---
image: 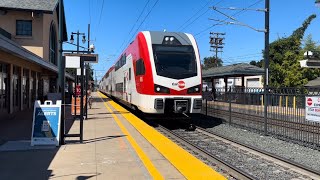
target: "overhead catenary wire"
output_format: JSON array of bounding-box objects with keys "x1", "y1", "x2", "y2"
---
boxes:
[
  {"x1": 130, "y1": 0, "x2": 160, "y2": 41},
  {"x1": 121, "y1": 0, "x2": 160, "y2": 54},
  {"x1": 97, "y1": 0, "x2": 105, "y2": 27},
  {"x1": 88, "y1": 0, "x2": 91, "y2": 24},
  {"x1": 116, "y1": 0, "x2": 151, "y2": 55},
  {"x1": 177, "y1": 0, "x2": 216, "y2": 31},
  {"x1": 195, "y1": 0, "x2": 264, "y2": 36},
  {"x1": 178, "y1": 0, "x2": 225, "y2": 32}
]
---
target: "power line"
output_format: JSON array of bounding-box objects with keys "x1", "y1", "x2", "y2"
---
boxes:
[
  {"x1": 177, "y1": 0, "x2": 214, "y2": 31},
  {"x1": 178, "y1": 0, "x2": 225, "y2": 32},
  {"x1": 122, "y1": 0, "x2": 160, "y2": 53},
  {"x1": 88, "y1": 0, "x2": 91, "y2": 24},
  {"x1": 195, "y1": 0, "x2": 263, "y2": 36},
  {"x1": 223, "y1": 53, "x2": 261, "y2": 59},
  {"x1": 98, "y1": 0, "x2": 105, "y2": 28},
  {"x1": 116, "y1": 0, "x2": 151, "y2": 55}
]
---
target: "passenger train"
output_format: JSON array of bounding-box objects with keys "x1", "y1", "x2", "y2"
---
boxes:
[{"x1": 99, "y1": 31, "x2": 202, "y2": 115}]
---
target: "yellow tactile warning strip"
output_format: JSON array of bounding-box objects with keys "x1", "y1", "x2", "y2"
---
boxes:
[
  {"x1": 98, "y1": 93, "x2": 164, "y2": 180},
  {"x1": 99, "y1": 92, "x2": 226, "y2": 180}
]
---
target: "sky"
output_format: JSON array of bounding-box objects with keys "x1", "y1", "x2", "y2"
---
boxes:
[{"x1": 63, "y1": 0, "x2": 320, "y2": 81}]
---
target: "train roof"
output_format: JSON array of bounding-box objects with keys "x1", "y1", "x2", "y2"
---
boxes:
[{"x1": 143, "y1": 31, "x2": 193, "y2": 46}]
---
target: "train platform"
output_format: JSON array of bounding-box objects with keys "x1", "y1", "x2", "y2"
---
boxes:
[{"x1": 0, "y1": 92, "x2": 225, "y2": 180}]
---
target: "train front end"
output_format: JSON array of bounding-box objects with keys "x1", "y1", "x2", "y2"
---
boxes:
[{"x1": 141, "y1": 31, "x2": 202, "y2": 114}]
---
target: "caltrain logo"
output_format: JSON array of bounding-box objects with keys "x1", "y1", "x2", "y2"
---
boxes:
[{"x1": 172, "y1": 81, "x2": 185, "y2": 89}]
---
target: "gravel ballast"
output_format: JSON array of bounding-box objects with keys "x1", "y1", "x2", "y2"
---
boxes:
[{"x1": 206, "y1": 123, "x2": 320, "y2": 172}]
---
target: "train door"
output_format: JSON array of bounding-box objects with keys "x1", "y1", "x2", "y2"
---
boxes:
[
  {"x1": 123, "y1": 76, "x2": 126, "y2": 101},
  {"x1": 127, "y1": 68, "x2": 132, "y2": 103},
  {"x1": 124, "y1": 68, "x2": 131, "y2": 103}
]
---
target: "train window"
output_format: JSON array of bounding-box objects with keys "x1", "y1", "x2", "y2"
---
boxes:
[
  {"x1": 116, "y1": 83, "x2": 123, "y2": 93},
  {"x1": 152, "y1": 45, "x2": 197, "y2": 79},
  {"x1": 121, "y1": 54, "x2": 126, "y2": 66},
  {"x1": 115, "y1": 62, "x2": 119, "y2": 71},
  {"x1": 136, "y1": 59, "x2": 145, "y2": 76},
  {"x1": 129, "y1": 68, "x2": 131, "y2": 80}
]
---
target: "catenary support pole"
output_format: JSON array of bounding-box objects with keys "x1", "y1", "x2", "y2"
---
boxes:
[
  {"x1": 263, "y1": 0, "x2": 270, "y2": 136},
  {"x1": 58, "y1": 0, "x2": 65, "y2": 145}
]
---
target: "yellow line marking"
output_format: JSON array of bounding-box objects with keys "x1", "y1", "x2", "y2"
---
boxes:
[
  {"x1": 100, "y1": 93, "x2": 226, "y2": 179},
  {"x1": 98, "y1": 93, "x2": 164, "y2": 180}
]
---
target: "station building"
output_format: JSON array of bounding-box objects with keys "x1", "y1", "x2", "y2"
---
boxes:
[{"x1": 0, "y1": 0, "x2": 72, "y2": 117}]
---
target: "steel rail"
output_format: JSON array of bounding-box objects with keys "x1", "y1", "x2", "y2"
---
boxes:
[
  {"x1": 156, "y1": 125, "x2": 256, "y2": 180},
  {"x1": 196, "y1": 126, "x2": 320, "y2": 178}
]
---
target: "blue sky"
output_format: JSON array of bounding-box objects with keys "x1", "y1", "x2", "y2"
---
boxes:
[{"x1": 64, "y1": 0, "x2": 320, "y2": 80}]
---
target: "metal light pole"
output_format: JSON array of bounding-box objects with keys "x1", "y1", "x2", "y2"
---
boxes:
[
  {"x1": 85, "y1": 24, "x2": 90, "y2": 120},
  {"x1": 70, "y1": 31, "x2": 86, "y2": 143},
  {"x1": 70, "y1": 31, "x2": 85, "y2": 120},
  {"x1": 263, "y1": 0, "x2": 270, "y2": 135}
]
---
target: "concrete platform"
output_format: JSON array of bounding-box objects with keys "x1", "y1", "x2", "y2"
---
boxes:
[{"x1": 0, "y1": 92, "x2": 224, "y2": 179}]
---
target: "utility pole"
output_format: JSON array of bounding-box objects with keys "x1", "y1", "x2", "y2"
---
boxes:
[
  {"x1": 85, "y1": 24, "x2": 90, "y2": 120},
  {"x1": 263, "y1": 0, "x2": 270, "y2": 136},
  {"x1": 210, "y1": 2, "x2": 270, "y2": 135},
  {"x1": 209, "y1": 32, "x2": 225, "y2": 63},
  {"x1": 58, "y1": 0, "x2": 65, "y2": 145},
  {"x1": 66, "y1": 30, "x2": 88, "y2": 143}
]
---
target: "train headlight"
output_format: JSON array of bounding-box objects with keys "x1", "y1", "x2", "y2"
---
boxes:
[
  {"x1": 162, "y1": 36, "x2": 182, "y2": 45},
  {"x1": 154, "y1": 84, "x2": 170, "y2": 94},
  {"x1": 187, "y1": 85, "x2": 201, "y2": 94}
]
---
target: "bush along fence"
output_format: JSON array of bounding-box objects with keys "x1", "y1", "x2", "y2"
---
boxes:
[{"x1": 202, "y1": 87, "x2": 320, "y2": 150}]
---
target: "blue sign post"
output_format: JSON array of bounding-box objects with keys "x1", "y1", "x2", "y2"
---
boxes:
[{"x1": 31, "y1": 100, "x2": 62, "y2": 146}]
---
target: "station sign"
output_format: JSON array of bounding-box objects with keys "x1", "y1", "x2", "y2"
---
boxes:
[
  {"x1": 81, "y1": 54, "x2": 98, "y2": 63},
  {"x1": 64, "y1": 54, "x2": 98, "y2": 68},
  {"x1": 31, "y1": 100, "x2": 62, "y2": 146},
  {"x1": 65, "y1": 56, "x2": 80, "y2": 68},
  {"x1": 305, "y1": 96, "x2": 320, "y2": 123}
]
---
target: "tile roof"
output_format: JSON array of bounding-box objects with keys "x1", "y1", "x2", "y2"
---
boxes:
[
  {"x1": 0, "y1": 0, "x2": 58, "y2": 12},
  {"x1": 202, "y1": 63, "x2": 265, "y2": 78}
]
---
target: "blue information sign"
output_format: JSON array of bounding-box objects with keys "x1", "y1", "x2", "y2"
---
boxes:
[{"x1": 31, "y1": 100, "x2": 61, "y2": 146}]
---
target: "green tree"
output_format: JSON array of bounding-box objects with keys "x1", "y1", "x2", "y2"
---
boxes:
[
  {"x1": 303, "y1": 34, "x2": 320, "y2": 59},
  {"x1": 301, "y1": 34, "x2": 320, "y2": 82},
  {"x1": 202, "y1": 56, "x2": 223, "y2": 70},
  {"x1": 266, "y1": 14, "x2": 318, "y2": 88},
  {"x1": 249, "y1": 60, "x2": 263, "y2": 68}
]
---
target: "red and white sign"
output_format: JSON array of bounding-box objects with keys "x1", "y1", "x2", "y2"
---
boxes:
[
  {"x1": 178, "y1": 81, "x2": 185, "y2": 89},
  {"x1": 305, "y1": 96, "x2": 320, "y2": 123},
  {"x1": 307, "y1": 98, "x2": 313, "y2": 106}
]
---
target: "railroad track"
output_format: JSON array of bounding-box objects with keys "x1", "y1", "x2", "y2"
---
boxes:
[
  {"x1": 99, "y1": 91, "x2": 320, "y2": 179},
  {"x1": 156, "y1": 123, "x2": 320, "y2": 180},
  {"x1": 207, "y1": 108, "x2": 320, "y2": 147}
]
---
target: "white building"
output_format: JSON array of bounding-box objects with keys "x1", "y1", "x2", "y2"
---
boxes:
[{"x1": 202, "y1": 63, "x2": 264, "y2": 92}]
